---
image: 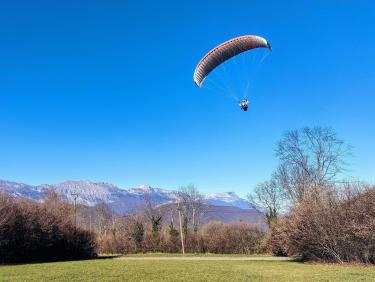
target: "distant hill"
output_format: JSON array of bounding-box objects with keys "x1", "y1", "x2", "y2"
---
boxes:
[{"x1": 0, "y1": 179, "x2": 264, "y2": 225}]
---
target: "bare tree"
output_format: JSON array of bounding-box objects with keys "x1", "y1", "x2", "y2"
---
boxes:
[
  {"x1": 247, "y1": 178, "x2": 285, "y2": 226},
  {"x1": 0, "y1": 193, "x2": 14, "y2": 231},
  {"x1": 167, "y1": 205, "x2": 179, "y2": 237},
  {"x1": 275, "y1": 127, "x2": 351, "y2": 203},
  {"x1": 143, "y1": 193, "x2": 162, "y2": 247},
  {"x1": 95, "y1": 202, "x2": 112, "y2": 236},
  {"x1": 177, "y1": 185, "x2": 205, "y2": 234}
]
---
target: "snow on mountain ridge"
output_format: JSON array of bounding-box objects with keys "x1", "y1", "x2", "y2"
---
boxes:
[
  {"x1": 205, "y1": 192, "x2": 240, "y2": 200},
  {"x1": 203, "y1": 192, "x2": 254, "y2": 209},
  {"x1": 0, "y1": 179, "x2": 253, "y2": 211}
]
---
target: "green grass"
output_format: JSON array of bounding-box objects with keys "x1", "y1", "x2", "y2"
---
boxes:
[
  {"x1": 121, "y1": 252, "x2": 273, "y2": 257},
  {"x1": 1, "y1": 256, "x2": 374, "y2": 282}
]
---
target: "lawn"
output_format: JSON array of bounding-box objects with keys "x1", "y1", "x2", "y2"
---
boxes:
[
  {"x1": 0, "y1": 255, "x2": 374, "y2": 282},
  {"x1": 120, "y1": 252, "x2": 275, "y2": 257}
]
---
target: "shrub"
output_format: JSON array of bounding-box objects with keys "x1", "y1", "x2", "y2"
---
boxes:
[
  {"x1": 201, "y1": 221, "x2": 265, "y2": 254},
  {"x1": 0, "y1": 193, "x2": 96, "y2": 263},
  {"x1": 269, "y1": 185, "x2": 375, "y2": 263}
]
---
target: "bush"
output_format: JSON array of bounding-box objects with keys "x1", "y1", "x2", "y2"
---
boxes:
[
  {"x1": 269, "y1": 185, "x2": 375, "y2": 263},
  {"x1": 267, "y1": 219, "x2": 289, "y2": 256},
  {"x1": 200, "y1": 221, "x2": 265, "y2": 254},
  {"x1": 0, "y1": 193, "x2": 96, "y2": 263}
]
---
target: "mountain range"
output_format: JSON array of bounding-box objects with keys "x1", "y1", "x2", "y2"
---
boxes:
[{"x1": 0, "y1": 179, "x2": 264, "y2": 224}]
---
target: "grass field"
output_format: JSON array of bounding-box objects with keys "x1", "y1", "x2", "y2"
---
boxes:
[{"x1": 1, "y1": 255, "x2": 374, "y2": 282}]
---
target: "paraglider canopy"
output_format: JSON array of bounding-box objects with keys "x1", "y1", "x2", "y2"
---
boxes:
[{"x1": 194, "y1": 35, "x2": 271, "y2": 87}]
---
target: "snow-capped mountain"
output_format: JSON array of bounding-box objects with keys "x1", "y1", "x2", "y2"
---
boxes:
[
  {"x1": 204, "y1": 192, "x2": 253, "y2": 209},
  {"x1": 0, "y1": 180, "x2": 46, "y2": 201},
  {"x1": 0, "y1": 179, "x2": 255, "y2": 214}
]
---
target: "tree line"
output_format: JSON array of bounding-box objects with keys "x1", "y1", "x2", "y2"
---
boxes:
[
  {"x1": 89, "y1": 185, "x2": 266, "y2": 255},
  {"x1": 0, "y1": 184, "x2": 267, "y2": 263}
]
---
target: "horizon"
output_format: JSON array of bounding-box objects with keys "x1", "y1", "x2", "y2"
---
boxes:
[{"x1": 1, "y1": 1, "x2": 374, "y2": 197}]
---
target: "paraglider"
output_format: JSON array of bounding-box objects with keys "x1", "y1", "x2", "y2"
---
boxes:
[
  {"x1": 193, "y1": 35, "x2": 271, "y2": 111},
  {"x1": 239, "y1": 99, "x2": 249, "y2": 111}
]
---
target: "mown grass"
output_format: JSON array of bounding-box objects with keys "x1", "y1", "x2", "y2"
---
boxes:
[
  {"x1": 0, "y1": 256, "x2": 374, "y2": 282},
  {"x1": 120, "y1": 252, "x2": 273, "y2": 257}
]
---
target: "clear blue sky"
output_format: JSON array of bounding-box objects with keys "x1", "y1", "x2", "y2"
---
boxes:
[{"x1": 0, "y1": 1, "x2": 374, "y2": 196}]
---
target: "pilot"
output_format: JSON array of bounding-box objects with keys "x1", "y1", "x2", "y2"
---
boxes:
[{"x1": 239, "y1": 99, "x2": 249, "y2": 111}]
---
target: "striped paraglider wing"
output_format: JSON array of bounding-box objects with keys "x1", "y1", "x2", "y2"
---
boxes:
[{"x1": 194, "y1": 35, "x2": 271, "y2": 87}]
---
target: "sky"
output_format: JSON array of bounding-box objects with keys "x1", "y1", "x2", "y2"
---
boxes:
[{"x1": 0, "y1": 1, "x2": 374, "y2": 197}]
